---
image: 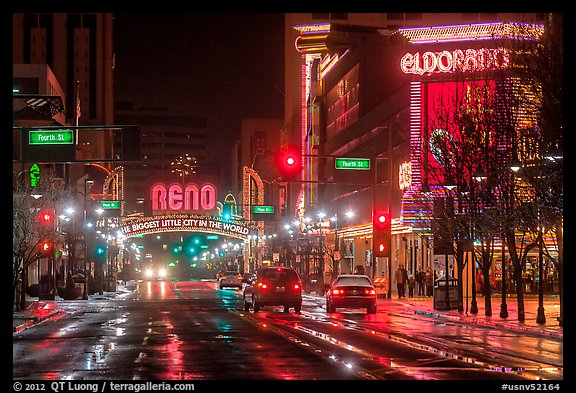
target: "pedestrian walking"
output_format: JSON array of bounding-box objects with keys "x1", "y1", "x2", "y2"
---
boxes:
[
  {"x1": 425, "y1": 268, "x2": 433, "y2": 297},
  {"x1": 476, "y1": 270, "x2": 484, "y2": 296},
  {"x1": 416, "y1": 270, "x2": 425, "y2": 296},
  {"x1": 395, "y1": 264, "x2": 408, "y2": 298},
  {"x1": 408, "y1": 275, "x2": 415, "y2": 297}
]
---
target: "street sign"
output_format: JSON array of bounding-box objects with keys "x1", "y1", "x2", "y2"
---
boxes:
[
  {"x1": 100, "y1": 201, "x2": 120, "y2": 209},
  {"x1": 252, "y1": 205, "x2": 275, "y2": 214},
  {"x1": 335, "y1": 157, "x2": 370, "y2": 170},
  {"x1": 29, "y1": 129, "x2": 74, "y2": 145}
]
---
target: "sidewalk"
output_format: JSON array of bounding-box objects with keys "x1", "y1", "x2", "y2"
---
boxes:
[
  {"x1": 13, "y1": 280, "x2": 137, "y2": 334},
  {"x1": 386, "y1": 293, "x2": 562, "y2": 340}
]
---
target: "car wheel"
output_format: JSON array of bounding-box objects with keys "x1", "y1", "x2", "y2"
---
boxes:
[
  {"x1": 283, "y1": 305, "x2": 290, "y2": 313},
  {"x1": 326, "y1": 300, "x2": 335, "y2": 313},
  {"x1": 367, "y1": 303, "x2": 377, "y2": 314},
  {"x1": 294, "y1": 304, "x2": 302, "y2": 314}
]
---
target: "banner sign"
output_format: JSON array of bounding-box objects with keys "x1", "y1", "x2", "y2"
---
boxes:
[{"x1": 120, "y1": 214, "x2": 253, "y2": 240}]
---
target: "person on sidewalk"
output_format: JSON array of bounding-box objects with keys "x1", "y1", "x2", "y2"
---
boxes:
[
  {"x1": 416, "y1": 270, "x2": 425, "y2": 297},
  {"x1": 408, "y1": 275, "x2": 415, "y2": 297},
  {"x1": 395, "y1": 264, "x2": 408, "y2": 298},
  {"x1": 476, "y1": 270, "x2": 485, "y2": 297},
  {"x1": 425, "y1": 268, "x2": 434, "y2": 297}
]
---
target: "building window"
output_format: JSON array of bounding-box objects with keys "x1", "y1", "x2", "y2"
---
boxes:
[
  {"x1": 462, "y1": 13, "x2": 479, "y2": 21},
  {"x1": 406, "y1": 13, "x2": 423, "y2": 20},
  {"x1": 311, "y1": 13, "x2": 329, "y2": 20}
]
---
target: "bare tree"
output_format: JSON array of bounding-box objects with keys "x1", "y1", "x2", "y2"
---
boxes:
[{"x1": 13, "y1": 171, "x2": 63, "y2": 311}]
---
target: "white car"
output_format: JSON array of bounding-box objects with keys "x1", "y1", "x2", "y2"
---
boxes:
[
  {"x1": 144, "y1": 266, "x2": 168, "y2": 281},
  {"x1": 219, "y1": 271, "x2": 243, "y2": 289}
]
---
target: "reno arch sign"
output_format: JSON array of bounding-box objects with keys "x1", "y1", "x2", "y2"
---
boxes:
[
  {"x1": 151, "y1": 182, "x2": 217, "y2": 213},
  {"x1": 400, "y1": 47, "x2": 509, "y2": 76}
]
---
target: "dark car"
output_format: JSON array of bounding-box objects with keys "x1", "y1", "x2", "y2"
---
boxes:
[
  {"x1": 325, "y1": 274, "x2": 377, "y2": 314},
  {"x1": 243, "y1": 266, "x2": 302, "y2": 313}
]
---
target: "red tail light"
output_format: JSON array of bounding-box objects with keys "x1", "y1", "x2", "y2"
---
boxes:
[
  {"x1": 237, "y1": 275, "x2": 242, "y2": 280},
  {"x1": 258, "y1": 282, "x2": 268, "y2": 290},
  {"x1": 294, "y1": 283, "x2": 300, "y2": 290},
  {"x1": 332, "y1": 289, "x2": 341, "y2": 295},
  {"x1": 366, "y1": 289, "x2": 376, "y2": 295}
]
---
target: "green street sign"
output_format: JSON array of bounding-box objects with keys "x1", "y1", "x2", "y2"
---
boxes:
[
  {"x1": 335, "y1": 157, "x2": 371, "y2": 170},
  {"x1": 100, "y1": 201, "x2": 120, "y2": 209},
  {"x1": 29, "y1": 129, "x2": 74, "y2": 145},
  {"x1": 253, "y1": 205, "x2": 275, "y2": 214}
]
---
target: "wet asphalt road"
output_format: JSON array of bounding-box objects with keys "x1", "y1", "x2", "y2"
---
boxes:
[{"x1": 12, "y1": 279, "x2": 563, "y2": 381}]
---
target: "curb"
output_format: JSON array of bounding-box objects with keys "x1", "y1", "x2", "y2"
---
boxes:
[
  {"x1": 13, "y1": 310, "x2": 67, "y2": 334},
  {"x1": 414, "y1": 309, "x2": 563, "y2": 340}
]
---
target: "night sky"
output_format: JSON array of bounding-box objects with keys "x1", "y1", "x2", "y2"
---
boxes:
[{"x1": 113, "y1": 13, "x2": 286, "y2": 178}]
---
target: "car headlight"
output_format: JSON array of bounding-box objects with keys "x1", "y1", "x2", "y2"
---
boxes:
[
  {"x1": 158, "y1": 268, "x2": 167, "y2": 278},
  {"x1": 145, "y1": 269, "x2": 154, "y2": 278}
]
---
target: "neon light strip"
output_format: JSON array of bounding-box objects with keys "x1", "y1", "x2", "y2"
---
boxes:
[
  {"x1": 318, "y1": 49, "x2": 349, "y2": 80},
  {"x1": 398, "y1": 22, "x2": 544, "y2": 44},
  {"x1": 293, "y1": 23, "x2": 331, "y2": 34},
  {"x1": 409, "y1": 82, "x2": 422, "y2": 186}
]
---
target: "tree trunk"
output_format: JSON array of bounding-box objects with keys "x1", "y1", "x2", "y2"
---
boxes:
[
  {"x1": 19, "y1": 268, "x2": 27, "y2": 311},
  {"x1": 514, "y1": 267, "x2": 526, "y2": 322},
  {"x1": 483, "y1": 265, "x2": 492, "y2": 316}
]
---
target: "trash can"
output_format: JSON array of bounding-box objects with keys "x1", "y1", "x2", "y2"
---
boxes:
[{"x1": 433, "y1": 278, "x2": 458, "y2": 310}]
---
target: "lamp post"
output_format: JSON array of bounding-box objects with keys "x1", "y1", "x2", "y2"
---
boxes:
[
  {"x1": 317, "y1": 212, "x2": 326, "y2": 283},
  {"x1": 442, "y1": 181, "x2": 457, "y2": 310},
  {"x1": 82, "y1": 178, "x2": 94, "y2": 300}
]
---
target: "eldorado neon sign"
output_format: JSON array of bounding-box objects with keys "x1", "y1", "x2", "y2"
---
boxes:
[
  {"x1": 400, "y1": 48, "x2": 509, "y2": 76},
  {"x1": 151, "y1": 182, "x2": 217, "y2": 212}
]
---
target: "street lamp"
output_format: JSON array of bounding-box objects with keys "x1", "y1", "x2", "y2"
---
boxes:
[
  {"x1": 82, "y1": 178, "x2": 94, "y2": 300},
  {"x1": 441, "y1": 179, "x2": 457, "y2": 310}
]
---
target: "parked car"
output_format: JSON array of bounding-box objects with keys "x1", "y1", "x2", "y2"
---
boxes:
[
  {"x1": 243, "y1": 266, "x2": 302, "y2": 313},
  {"x1": 325, "y1": 274, "x2": 377, "y2": 314},
  {"x1": 218, "y1": 271, "x2": 243, "y2": 289}
]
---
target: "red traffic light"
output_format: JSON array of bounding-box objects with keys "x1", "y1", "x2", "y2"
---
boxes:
[
  {"x1": 39, "y1": 240, "x2": 52, "y2": 255},
  {"x1": 373, "y1": 210, "x2": 390, "y2": 229},
  {"x1": 275, "y1": 146, "x2": 302, "y2": 180},
  {"x1": 40, "y1": 212, "x2": 52, "y2": 222},
  {"x1": 373, "y1": 209, "x2": 391, "y2": 258}
]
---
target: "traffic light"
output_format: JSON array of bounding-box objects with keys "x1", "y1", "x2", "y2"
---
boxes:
[
  {"x1": 39, "y1": 240, "x2": 52, "y2": 256},
  {"x1": 275, "y1": 145, "x2": 302, "y2": 181},
  {"x1": 373, "y1": 209, "x2": 391, "y2": 258},
  {"x1": 38, "y1": 209, "x2": 54, "y2": 225},
  {"x1": 94, "y1": 245, "x2": 106, "y2": 261}
]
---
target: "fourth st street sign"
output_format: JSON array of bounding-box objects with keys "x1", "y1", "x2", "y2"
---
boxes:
[{"x1": 335, "y1": 157, "x2": 371, "y2": 170}]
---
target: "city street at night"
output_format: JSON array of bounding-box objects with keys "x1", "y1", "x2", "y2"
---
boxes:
[
  {"x1": 13, "y1": 280, "x2": 562, "y2": 381},
  {"x1": 12, "y1": 11, "x2": 564, "y2": 387}
]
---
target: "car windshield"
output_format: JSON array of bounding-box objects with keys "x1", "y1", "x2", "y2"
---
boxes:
[
  {"x1": 335, "y1": 276, "x2": 372, "y2": 287},
  {"x1": 260, "y1": 269, "x2": 299, "y2": 282},
  {"x1": 225, "y1": 271, "x2": 239, "y2": 275}
]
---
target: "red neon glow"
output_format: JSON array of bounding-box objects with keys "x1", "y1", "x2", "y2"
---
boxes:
[
  {"x1": 151, "y1": 182, "x2": 216, "y2": 212},
  {"x1": 401, "y1": 48, "x2": 509, "y2": 76}
]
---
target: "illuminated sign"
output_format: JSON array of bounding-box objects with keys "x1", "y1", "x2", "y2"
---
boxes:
[
  {"x1": 335, "y1": 157, "x2": 370, "y2": 170},
  {"x1": 253, "y1": 205, "x2": 275, "y2": 214},
  {"x1": 29, "y1": 163, "x2": 40, "y2": 187},
  {"x1": 399, "y1": 161, "x2": 412, "y2": 191},
  {"x1": 400, "y1": 48, "x2": 509, "y2": 76},
  {"x1": 120, "y1": 214, "x2": 252, "y2": 240},
  {"x1": 100, "y1": 201, "x2": 120, "y2": 209},
  {"x1": 151, "y1": 182, "x2": 217, "y2": 213},
  {"x1": 29, "y1": 129, "x2": 74, "y2": 145}
]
